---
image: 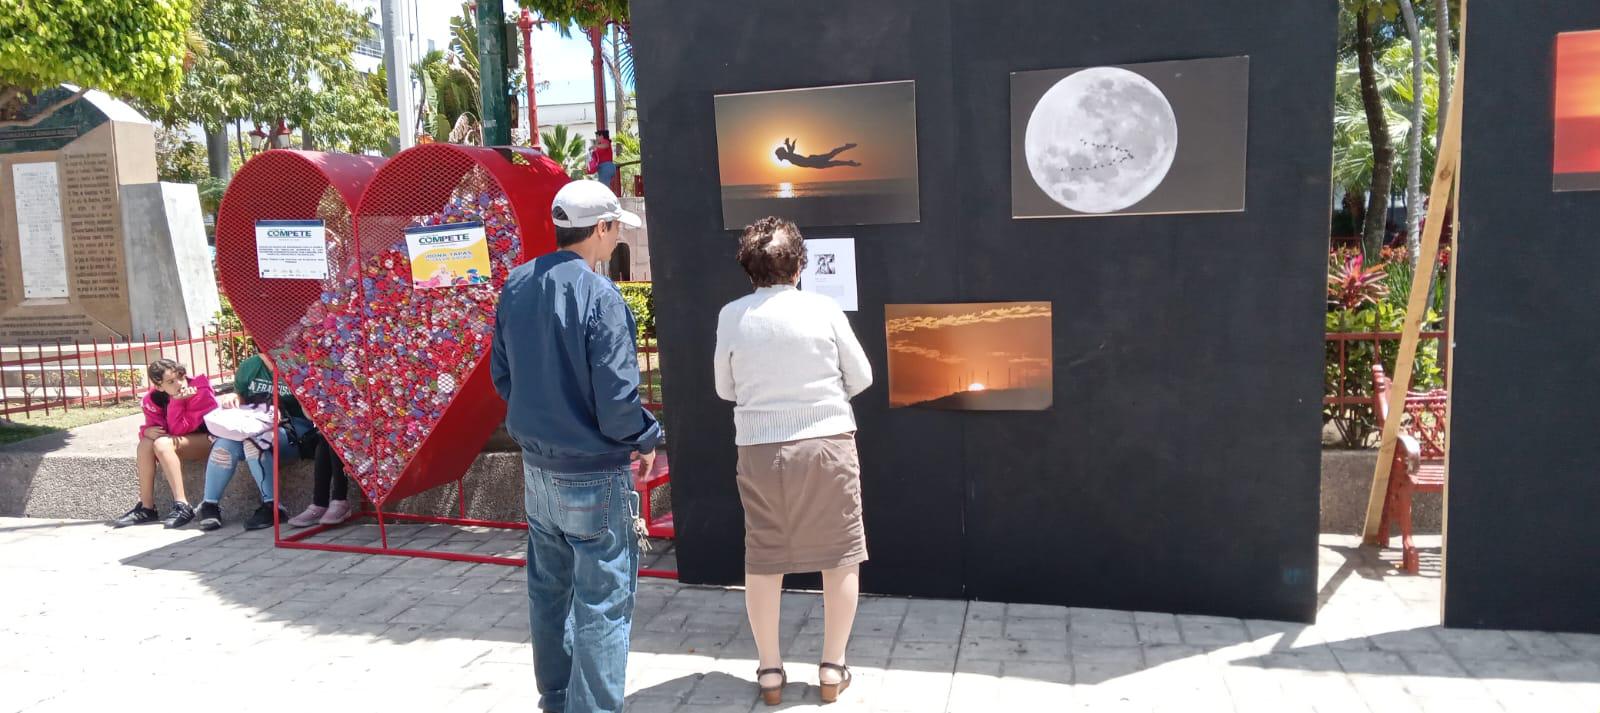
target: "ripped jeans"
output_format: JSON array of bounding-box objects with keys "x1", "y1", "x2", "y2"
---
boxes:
[{"x1": 201, "y1": 428, "x2": 299, "y2": 504}]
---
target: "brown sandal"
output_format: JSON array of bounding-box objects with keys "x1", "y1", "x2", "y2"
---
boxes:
[
  {"x1": 819, "y1": 662, "x2": 852, "y2": 704},
  {"x1": 757, "y1": 667, "x2": 787, "y2": 706}
]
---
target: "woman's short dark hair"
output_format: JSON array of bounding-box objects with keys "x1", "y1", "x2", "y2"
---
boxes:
[{"x1": 736, "y1": 217, "x2": 807, "y2": 288}]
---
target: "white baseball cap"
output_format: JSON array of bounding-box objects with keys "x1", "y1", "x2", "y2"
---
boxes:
[{"x1": 551, "y1": 180, "x2": 641, "y2": 229}]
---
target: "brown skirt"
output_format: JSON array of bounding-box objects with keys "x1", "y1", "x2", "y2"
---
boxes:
[{"x1": 735, "y1": 433, "x2": 868, "y2": 575}]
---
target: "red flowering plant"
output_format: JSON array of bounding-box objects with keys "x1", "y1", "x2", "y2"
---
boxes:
[{"x1": 1328, "y1": 249, "x2": 1390, "y2": 311}]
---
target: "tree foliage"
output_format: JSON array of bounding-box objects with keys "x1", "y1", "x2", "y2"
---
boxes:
[
  {"x1": 0, "y1": 0, "x2": 194, "y2": 119},
  {"x1": 1333, "y1": 28, "x2": 1440, "y2": 198},
  {"x1": 540, "y1": 124, "x2": 589, "y2": 177},
  {"x1": 515, "y1": 0, "x2": 628, "y2": 29},
  {"x1": 1334, "y1": 0, "x2": 1456, "y2": 258},
  {"x1": 155, "y1": 125, "x2": 209, "y2": 183},
  {"x1": 141, "y1": 0, "x2": 394, "y2": 153}
]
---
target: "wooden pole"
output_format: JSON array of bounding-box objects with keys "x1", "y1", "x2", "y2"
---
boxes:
[
  {"x1": 1362, "y1": 0, "x2": 1468, "y2": 543},
  {"x1": 1439, "y1": 165, "x2": 1463, "y2": 613}
]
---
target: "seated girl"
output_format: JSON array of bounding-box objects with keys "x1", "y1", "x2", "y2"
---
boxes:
[
  {"x1": 195, "y1": 353, "x2": 317, "y2": 531},
  {"x1": 113, "y1": 359, "x2": 218, "y2": 529}
]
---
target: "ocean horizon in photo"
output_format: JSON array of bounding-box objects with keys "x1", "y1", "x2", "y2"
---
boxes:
[{"x1": 721, "y1": 177, "x2": 919, "y2": 228}]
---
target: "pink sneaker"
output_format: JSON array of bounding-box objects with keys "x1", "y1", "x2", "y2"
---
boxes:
[
  {"x1": 319, "y1": 499, "x2": 354, "y2": 526},
  {"x1": 287, "y1": 504, "x2": 326, "y2": 528}
]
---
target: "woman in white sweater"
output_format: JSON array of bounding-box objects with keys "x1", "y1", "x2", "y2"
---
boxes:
[{"x1": 714, "y1": 216, "x2": 873, "y2": 706}]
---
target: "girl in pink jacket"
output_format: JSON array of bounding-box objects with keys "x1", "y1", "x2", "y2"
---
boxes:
[{"x1": 113, "y1": 359, "x2": 221, "y2": 529}]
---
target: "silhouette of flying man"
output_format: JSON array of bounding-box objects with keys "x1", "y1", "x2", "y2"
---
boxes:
[{"x1": 775, "y1": 138, "x2": 862, "y2": 168}]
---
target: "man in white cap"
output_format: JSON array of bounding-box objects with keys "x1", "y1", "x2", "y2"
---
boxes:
[{"x1": 491, "y1": 179, "x2": 660, "y2": 713}]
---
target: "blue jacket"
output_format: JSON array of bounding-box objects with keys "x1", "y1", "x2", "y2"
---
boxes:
[{"x1": 491, "y1": 251, "x2": 661, "y2": 471}]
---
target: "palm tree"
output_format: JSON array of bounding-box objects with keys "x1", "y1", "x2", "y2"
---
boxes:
[
  {"x1": 1333, "y1": 21, "x2": 1442, "y2": 259},
  {"x1": 540, "y1": 125, "x2": 590, "y2": 178},
  {"x1": 414, "y1": 48, "x2": 480, "y2": 143},
  {"x1": 1397, "y1": 0, "x2": 1425, "y2": 268}
]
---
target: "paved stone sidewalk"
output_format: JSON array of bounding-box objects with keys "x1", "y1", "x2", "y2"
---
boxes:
[{"x1": 1, "y1": 517, "x2": 1595, "y2": 712}]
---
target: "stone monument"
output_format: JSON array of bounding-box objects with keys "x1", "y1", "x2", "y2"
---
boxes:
[{"x1": 0, "y1": 86, "x2": 219, "y2": 345}]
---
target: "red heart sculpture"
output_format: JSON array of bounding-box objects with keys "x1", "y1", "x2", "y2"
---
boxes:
[
  {"x1": 217, "y1": 146, "x2": 567, "y2": 506},
  {"x1": 215, "y1": 150, "x2": 382, "y2": 493}
]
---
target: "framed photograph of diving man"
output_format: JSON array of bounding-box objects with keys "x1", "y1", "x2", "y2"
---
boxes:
[{"x1": 713, "y1": 80, "x2": 921, "y2": 228}]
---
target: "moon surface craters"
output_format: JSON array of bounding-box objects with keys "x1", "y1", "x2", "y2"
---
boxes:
[{"x1": 1024, "y1": 67, "x2": 1178, "y2": 214}]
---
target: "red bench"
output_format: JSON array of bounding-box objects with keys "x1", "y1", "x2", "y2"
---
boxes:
[{"x1": 1371, "y1": 364, "x2": 1448, "y2": 574}]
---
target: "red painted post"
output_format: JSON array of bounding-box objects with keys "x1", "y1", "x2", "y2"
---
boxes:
[
  {"x1": 54, "y1": 338, "x2": 67, "y2": 411},
  {"x1": 201, "y1": 324, "x2": 213, "y2": 382},
  {"x1": 72, "y1": 339, "x2": 86, "y2": 409},
  {"x1": 23, "y1": 342, "x2": 38, "y2": 416},
  {"x1": 272, "y1": 366, "x2": 282, "y2": 537},
  {"x1": 519, "y1": 10, "x2": 541, "y2": 148},
  {"x1": 590, "y1": 25, "x2": 608, "y2": 139},
  {"x1": 91, "y1": 336, "x2": 103, "y2": 407}
]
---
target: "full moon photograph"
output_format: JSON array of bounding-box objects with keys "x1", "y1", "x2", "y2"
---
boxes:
[
  {"x1": 1025, "y1": 67, "x2": 1178, "y2": 214},
  {"x1": 1011, "y1": 56, "x2": 1250, "y2": 219}
]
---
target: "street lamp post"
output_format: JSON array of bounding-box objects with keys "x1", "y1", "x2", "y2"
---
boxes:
[
  {"x1": 518, "y1": 10, "x2": 542, "y2": 149},
  {"x1": 247, "y1": 124, "x2": 269, "y2": 154},
  {"x1": 270, "y1": 119, "x2": 291, "y2": 149}
]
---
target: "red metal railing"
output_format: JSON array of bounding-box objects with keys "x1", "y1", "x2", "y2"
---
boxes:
[
  {"x1": 0, "y1": 326, "x2": 249, "y2": 419},
  {"x1": 1325, "y1": 330, "x2": 1449, "y2": 409},
  {"x1": 638, "y1": 343, "x2": 664, "y2": 414}
]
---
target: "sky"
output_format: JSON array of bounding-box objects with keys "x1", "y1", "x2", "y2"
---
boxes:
[
  {"x1": 714, "y1": 81, "x2": 919, "y2": 186},
  {"x1": 885, "y1": 303, "x2": 1053, "y2": 406},
  {"x1": 1555, "y1": 30, "x2": 1600, "y2": 176}
]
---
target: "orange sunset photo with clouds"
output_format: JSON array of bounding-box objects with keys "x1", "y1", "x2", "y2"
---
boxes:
[
  {"x1": 886, "y1": 302, "x2": 1053, "y2": 411},
  {"x1": 1555, "y1": 29, "x2": 1600, "y2": 191}
]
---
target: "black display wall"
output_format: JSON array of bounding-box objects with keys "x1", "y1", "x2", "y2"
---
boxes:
[
  {"x1": 634, "y1": 0, "x2": 1337, "y2": 621},
  {"x1": 1449, "y1": 4, "x2": 1600, "y2": 634}
]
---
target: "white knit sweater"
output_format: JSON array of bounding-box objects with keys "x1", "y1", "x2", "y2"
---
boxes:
[{"x1": 714, "y1": 285, "x2": 873, "y2": 446}]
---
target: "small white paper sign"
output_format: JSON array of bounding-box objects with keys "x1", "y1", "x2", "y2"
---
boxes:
[
  {"x1": 800, "y1": 237, "x2": 858, "y2": 312},
  {"x1": 256, "y1": 220, "x2": 328, "y2": 279}
]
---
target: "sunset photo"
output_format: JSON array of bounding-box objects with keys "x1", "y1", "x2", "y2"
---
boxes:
[
  {"x1": 714, "y1": 80, "x2": 920, "y2": 229},
  {"x1": 1555, "y1": 29, "x2": 1600, "y2": 192},
  {"x1": 886, "y1": 302, "x2": 1053, "y2": 411}
]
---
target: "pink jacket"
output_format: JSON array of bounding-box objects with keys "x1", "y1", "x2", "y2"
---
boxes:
[{"x1": 138, "y1": 375, "x2": 218, "y2": 438}]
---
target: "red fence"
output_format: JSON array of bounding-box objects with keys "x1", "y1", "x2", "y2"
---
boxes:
[
  {"x1": 0, "y1": 326, "x2": 249, "y2": 419},
  {"x1": 1325, "y1": 330, "x2": 1449, "y2": 409},
  {"x1": 639, "y1": 343, "x2": 664, "y2": 414}
]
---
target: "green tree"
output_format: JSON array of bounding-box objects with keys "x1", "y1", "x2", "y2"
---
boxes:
[
  {"x1": 0, "y1": 0, "x2": 195, "y2": 120},
  {"x1": 514, "y1": 0, "x2": 628, "y2": 28},
  {"x1": 142, "y1": 0, "x2": 396, "y2": 158},
  {"x1": 155, "y1": 126, "x2": 209, "y2": 183},
  {"x1": 412, "y1": 4, "x2": 480, "y2": 143},
  {"x1": 540, "y1": 124, "x2": 589, "y2": 178},
  {"x1": 1335, "y1": 0, "x2": 1457, "y2": 259}
]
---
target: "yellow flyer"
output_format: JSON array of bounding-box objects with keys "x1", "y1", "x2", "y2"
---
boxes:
[{"x1": 404, "y1": 221, "x2": 492, "y2": 289}]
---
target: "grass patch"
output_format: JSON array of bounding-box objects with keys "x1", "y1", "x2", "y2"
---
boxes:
[{"x1": 0, "y1": 400, "x2": 142, "y2": 446}]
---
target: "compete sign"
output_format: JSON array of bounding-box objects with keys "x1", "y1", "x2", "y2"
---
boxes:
[
  {"x1": 404, "y1": 221, "x2": 491, "y2": 289},
  {"x1": 255, "y1": 219, "x2": 328, "y2": 279}
]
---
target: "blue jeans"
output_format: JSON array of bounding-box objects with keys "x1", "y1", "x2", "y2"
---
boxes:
[
  {"x1": 202, "y1": 428, "x2": 299, "y2": 504},
  {"x1": 523, "y1": 460, "x2": 640, "y2": 713}
]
